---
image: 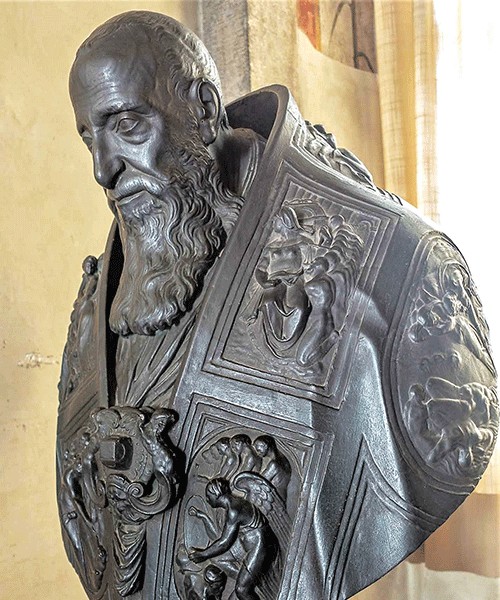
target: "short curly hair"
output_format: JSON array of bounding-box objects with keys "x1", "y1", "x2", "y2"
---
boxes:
[
  {"x1": 74, "y1": 10, "x2": 223, "y2": 102},
  {"x1": 206, "y1": 477, "x2": 231, "y2": 499}
]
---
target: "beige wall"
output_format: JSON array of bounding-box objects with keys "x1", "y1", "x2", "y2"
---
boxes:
[
  {"x1": 0, "y1": 2, "x2": 196, "y2": 598},
  {"x1": 247, "y1": 0, "x2": 384, "y2": 186}
]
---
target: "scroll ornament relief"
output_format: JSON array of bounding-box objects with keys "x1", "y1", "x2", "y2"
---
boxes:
[
  {"x1": 244, "y1": 203, "x2": 364, "y2": 376},
  {"x1": 59, "y1": 407, "x2": 180, "y2": 597},
  {"x1": 403, "y1": 241, "x2": 498, "y2": 479},
  {"x1": 177, "y1": 433, "x2": 293, "y2": 600}
]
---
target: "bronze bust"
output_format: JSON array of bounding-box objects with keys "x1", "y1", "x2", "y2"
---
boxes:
[{"x1": 56, "y1": 11, "x2": 498, "y2": 600}]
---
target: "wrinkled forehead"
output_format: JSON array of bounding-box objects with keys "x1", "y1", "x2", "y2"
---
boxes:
[{"x1": 69, "y1": 32, "x2": 158, "y2": 110}]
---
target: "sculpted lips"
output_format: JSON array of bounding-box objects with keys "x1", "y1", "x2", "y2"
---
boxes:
[
  {"x1": 111, "y1": 190, "x2": 148, "y2": 208},
  {"x1": 108, "y1": 177, "x2": 167, "y2": 207}
]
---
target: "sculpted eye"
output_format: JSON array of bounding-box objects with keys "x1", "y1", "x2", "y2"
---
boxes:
[
  {"x1": 81, "y1": 133, "x2": 93, "y2": 151},
  {"x1": 116, "y1": 117, "x2": 138, "y2": 134}
]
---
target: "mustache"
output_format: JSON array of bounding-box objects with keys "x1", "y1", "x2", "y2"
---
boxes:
[{"x1": 108, "y1": 175, "x2": 168, "y2": 203}]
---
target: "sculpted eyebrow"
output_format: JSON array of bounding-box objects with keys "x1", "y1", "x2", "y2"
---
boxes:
[
  {"x1": 99, "y1": 103, "x2": 144, "y2": 122},
  {"x1": 76, "y1": 103, "x2": 145, "y2": 136}
]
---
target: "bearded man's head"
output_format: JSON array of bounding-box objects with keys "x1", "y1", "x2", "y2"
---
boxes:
[{"x1": 69, "y1": 11, "x2": 243, "y2": 336}]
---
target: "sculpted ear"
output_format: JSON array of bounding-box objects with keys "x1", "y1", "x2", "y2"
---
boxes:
[{"x1": 188, "y1": 78, "x2": 222, "y2": 145}]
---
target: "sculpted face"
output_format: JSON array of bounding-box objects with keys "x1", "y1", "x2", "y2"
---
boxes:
[
  {"x1": 70, "y1": 38, "x2": 241, "y2": 336},
  {"x1": 253, "y1": 435, "x2": 274, "y2": 457},
  {"x1": 215, "y1": 438, "x2": 230, "y2": 456},
  {"x1": 71, "y1": 42, "x2": 181, "y2": 208},
  {"x1": 205, "y1": 487, "x2": 218, "y2": 507},
  {"x1": 253, "y1": 439, "x2": 269, "y2": 458}
]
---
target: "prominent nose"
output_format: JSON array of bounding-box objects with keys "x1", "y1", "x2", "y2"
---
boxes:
[{"x1": 92, "y1": 136, "x2": 124, "y2": 190}]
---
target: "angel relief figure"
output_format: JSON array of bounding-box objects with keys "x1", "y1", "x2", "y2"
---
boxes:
[
  {"x1": 245, "y1": 204, "x2": 364, "y2": 373},
  {"x1": 178, "y1": 434, "x2": 293, "y2": 600},
  {"x1": 252, "y1": 436, "x2": 291, "y2": 502},
  {"x1": 188, "y1": 478, "x2": 278, "y2": 598},
  {"x1": 186, "y1": 476, "x2": 289, "y2": 600}
]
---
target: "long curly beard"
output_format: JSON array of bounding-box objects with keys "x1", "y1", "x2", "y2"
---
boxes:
[{"x1": 109, "y1": 155, "x2": 242, "y2": 336}]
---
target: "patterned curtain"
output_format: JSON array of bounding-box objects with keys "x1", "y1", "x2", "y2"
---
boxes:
[{"x1": 373, "y1": 0, "x2": 438, "y2": 217}]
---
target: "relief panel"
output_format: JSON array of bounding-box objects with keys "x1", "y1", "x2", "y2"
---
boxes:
[
  {"x1": 388, "y1": 233, "x2": 498, "y2": 488},
  {"x1": 58, "y1": 256, "x2": 103, "y2": 451},
  {"x1": 163, "y1": 395, "x2": 332, "y2": 600},
  {"x1": 59, "y1": 407, "x2": 180, "y2": 598},
  {"x1": 206, "y1": 167, "x2": 399, "y2": 407}
]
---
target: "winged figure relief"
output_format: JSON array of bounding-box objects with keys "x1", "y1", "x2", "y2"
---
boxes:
[
  {"x1": 186, "y1": 475, "x2": 290, "y2": 600},
  {"x1": 178, "y1": 433, "x2": 294, "y2": 599}
]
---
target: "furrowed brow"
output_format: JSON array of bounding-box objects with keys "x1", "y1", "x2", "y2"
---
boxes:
[
  {"x1": 97, "y1": 102, "x2": 145, "y2": 125},
  {"x1": 76, "y1": 102, "x2": 146, "y2": 135}
]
